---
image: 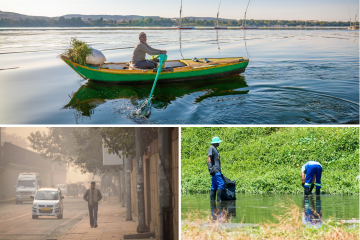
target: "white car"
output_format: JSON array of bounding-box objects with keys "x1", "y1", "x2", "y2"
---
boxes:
[
  {"x1": 55, "y1": 184, "x2": 67, "y2": 196},
  {"x1": 31, "y1": 188, "x2": 64, "y2": 219}
]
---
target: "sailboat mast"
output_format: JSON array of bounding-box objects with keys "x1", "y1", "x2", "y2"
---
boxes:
[
  {"x1": 243, "y1": 0, "x2": 251, "y2": 27},
  {"x1": 217, "y1": 1, "x2": 221, "y2": 27},
  {"x1": 348, "y1": 6, "x2": 352, "y2": 27},
  {"x1": 179, "y1": 0, "x2": 182, "y2": 27},
  {"x1": 355, "y1": 8, "x2": 359, "y2": 26}
]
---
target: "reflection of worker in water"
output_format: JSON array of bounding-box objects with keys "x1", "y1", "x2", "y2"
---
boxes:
[
  {"x1": 211, "y1": 200, "x2": 236, "y2": 223},
  {"x1": 302, "y1": 196, "x2": 322, "y2": 227},
  {"x1": 207, "y1": 137, "x2": 225, "y2": 202},
  {"x1": 301, "y1": 161, "x2": 322, "y2": 195}
]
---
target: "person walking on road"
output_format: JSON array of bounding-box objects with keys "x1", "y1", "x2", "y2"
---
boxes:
[
  {"x1": 207, "y1": 137, "x2": 225, "y2": 202},
  {"x1": 301, "y1": 161, "x2": 322, "y2": 195},
  {"x1": 83, "y1": 182, "x2": 102, "y2": 228}
]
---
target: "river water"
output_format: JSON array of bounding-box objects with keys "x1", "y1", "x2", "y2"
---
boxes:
[
  {"x1": 181, "y1": 193, "x2": 359, "y2": 225},
  {"x1": 0, "y1": 28, "x2": 358, "y2": 124}
]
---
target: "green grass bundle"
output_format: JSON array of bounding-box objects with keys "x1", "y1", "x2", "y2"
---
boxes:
[{"x1": 63, "y1": 37, "x2": 92, "y2": 65}]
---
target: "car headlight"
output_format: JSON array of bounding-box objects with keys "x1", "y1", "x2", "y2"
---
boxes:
[
  {"x1": 33, "y1": 204, "x2": 38, "y2": 207},
  {"x1": 54, "y1": 203, "x2": 59, "y2": 208}
]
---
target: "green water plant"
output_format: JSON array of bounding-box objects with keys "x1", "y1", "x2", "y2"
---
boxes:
[
  {"x1": 181, "y1": 127, "x2": 359, "y2": 195},
  {"x1": 63, "y1": 37, "x2": 92, "y2": 65}
]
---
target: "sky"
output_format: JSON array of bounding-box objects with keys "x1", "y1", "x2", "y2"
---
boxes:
[{"x1": 1, "y1": 0, "x2": 359, "y2": 21}]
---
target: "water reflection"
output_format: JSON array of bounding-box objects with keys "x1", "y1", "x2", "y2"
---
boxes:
[
  {"x1": 211, "y1": 200, "x2": 236, "y2": 222},
  {"x1": 302, "y1": 196, "x2": 323, "y2": 228},
  {"x1": 64, "y1": 75, "x2": 249, "y2": 118}
]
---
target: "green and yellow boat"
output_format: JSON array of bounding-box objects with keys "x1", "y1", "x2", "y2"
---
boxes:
[{"x1": 61, "y1": 55, "x2": 249, "y2": 84}]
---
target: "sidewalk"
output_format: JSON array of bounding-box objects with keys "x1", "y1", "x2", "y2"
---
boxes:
[{"x1": 60, "y1": 198, "x2": 141, "y2": 240}]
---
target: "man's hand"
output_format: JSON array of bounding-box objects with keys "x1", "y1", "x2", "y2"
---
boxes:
[{"x1": 207, "y1": 162, "x2": 215, "y2": 175}]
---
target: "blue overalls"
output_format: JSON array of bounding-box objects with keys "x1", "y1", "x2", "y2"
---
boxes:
[{"x1": 302, "y1": 161, "x2": 322, "y2": 189}]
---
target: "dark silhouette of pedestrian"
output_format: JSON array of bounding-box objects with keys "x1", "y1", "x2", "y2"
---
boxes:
[{"x1": 83, "y1": 182, "x2": 102, "y2": 228}]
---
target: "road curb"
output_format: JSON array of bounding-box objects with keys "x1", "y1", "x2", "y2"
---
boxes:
[{"x1": 58, "y1": 212, "x2": 88, "y2": 240}]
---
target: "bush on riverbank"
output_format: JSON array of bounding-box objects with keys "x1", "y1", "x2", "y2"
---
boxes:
[
  {"x1": 181, "y1": 200, "x2": 359, "y2": 240},
  {"x1": 181, "y1": 127, "x2": 359, "y2": 195}
]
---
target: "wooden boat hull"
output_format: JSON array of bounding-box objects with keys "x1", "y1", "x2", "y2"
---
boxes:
[
  {"x1": 61, "y1": 56, "x2": 249, "y2": 84},
  {"x1": 215, "y1": 27, "x2": 227, "y2": 29}
]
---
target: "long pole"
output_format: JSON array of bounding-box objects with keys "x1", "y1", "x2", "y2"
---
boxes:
[
  {"x1": 125, "y1": 154, "x2": 133, "y2": 221},
  {"x1": 243, "y1": 0, "x2": 251, "y2": 27},
  {"x1": 179, "y1": 0, "x2": 182, "y2": 27},
  {"x1": 355, "y1": 8, "x2": 359, "y2": 26},
  {"x1": 158, "y1": 128, "x2": 173, "y2": 240},
  {"x1": 216, "y1": 1, "x2": 221, "y2": 27},
  {"x1": 135, "y1": 128, "x2": 147, "y2": 232},
  {"x1": 348, "y1": 7, "x2": 352, "y2": 27}
]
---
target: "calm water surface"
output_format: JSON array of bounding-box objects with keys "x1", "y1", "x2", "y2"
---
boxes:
[
  {"x1": 181, "y1": 193, "x2": 359, "y2": 225},
  {"x1": 0, "y1": 28, "x2": 358, "y2": 124}
]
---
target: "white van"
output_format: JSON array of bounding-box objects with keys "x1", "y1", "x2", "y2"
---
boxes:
[{"x1": 15, "y1": 172, "x2": 42, "y2": 204}]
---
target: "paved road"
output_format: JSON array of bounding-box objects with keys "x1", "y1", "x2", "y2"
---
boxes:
[{"x1": 0, "y1": 195, "x2": 89, "y2": 240}]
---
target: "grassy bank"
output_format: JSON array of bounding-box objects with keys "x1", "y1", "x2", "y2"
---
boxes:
[
  {"x1": 181, "y1": 127, "x2": 359, "y2": 195},
  {"x1": 181, "y1": 200, "x2": 359, "y2": 240}
]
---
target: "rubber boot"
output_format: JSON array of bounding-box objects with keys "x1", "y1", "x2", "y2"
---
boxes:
[
  {"x1": 304, "y1": 187, "x2": 309, "y2": 195},
  {"x1": 309, "y1": 184, "x2": 315, "y2": 194},
  {"x1": 217, "y1": 189, "x2": 223, "y2": 202},
  {"x1": 315, "y1": 188, "x2": 320, "y2": 195},
  {"x1": 210, "y1": 200, "x2": 217, "y2": 221},
  {"x1": 210, "y1": 190, "x2": 216, "y2": 201}
]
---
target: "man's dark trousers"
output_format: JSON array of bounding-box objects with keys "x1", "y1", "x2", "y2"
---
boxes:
[{"x1": 88, "y1": 204, "x2": 98, "y2": 226}]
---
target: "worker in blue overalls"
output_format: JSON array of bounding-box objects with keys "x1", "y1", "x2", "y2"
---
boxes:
[
  {"x1": 207, "y1": 137, "x2": 225, "y2": 202},
  {"x1": 301, "y1": 161, "x2": 322, "y2": 195}
]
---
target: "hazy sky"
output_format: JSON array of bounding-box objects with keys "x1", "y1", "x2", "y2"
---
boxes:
[
  {"x1": 2, "y1": 0, "x2": 359, "y2": 21},
  {"x1": 1, "y1": 127, "x2": 92, "y2": 184}
]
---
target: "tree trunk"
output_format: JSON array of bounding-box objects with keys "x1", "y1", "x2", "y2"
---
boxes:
[
  {"x1": 125, "y1": 154, "x2": 133, "y2": 221},
  {"x1": 158, "y1": 128, "x2": 173, "y2": 240},
  {"x1": 118, "y1": 169, "x2": 121, "y2": 202},
  {"x1": 135, "y1": 128, "x2": 147, "y2": 232},
  {"x1": 121, "y1": 163, "x2": 125, "y2": 207}
]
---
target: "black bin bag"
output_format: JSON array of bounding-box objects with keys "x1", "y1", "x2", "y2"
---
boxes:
[{"x1": 221, "y1": 173, "x2": 236, "y2": 201}]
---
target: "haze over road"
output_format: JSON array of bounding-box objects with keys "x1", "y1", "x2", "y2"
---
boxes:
[{"x1": 0, "y1": 196, "x2": 88, "y2": 239}]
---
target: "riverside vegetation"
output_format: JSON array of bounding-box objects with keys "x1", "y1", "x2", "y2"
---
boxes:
[{"x1": 181, "y1": 127, "x2": 359, "y2": 195}]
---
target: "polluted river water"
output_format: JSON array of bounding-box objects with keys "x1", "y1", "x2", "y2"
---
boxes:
[
  {"x1": 181, "y1": 193, "x2": 359, "y2": 225},
  {"x1": 0, "y1": 28, "x2": 358, "y2": 124}
]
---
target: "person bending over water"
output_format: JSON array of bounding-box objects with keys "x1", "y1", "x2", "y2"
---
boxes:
[{"x1": 130, "y1": 32, "x2": 167, "y2": 69}]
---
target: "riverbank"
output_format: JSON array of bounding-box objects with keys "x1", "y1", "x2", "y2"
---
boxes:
[
  {"x1": 0, "y1": 26, "x2": 350, "y2": 31},
  {"x1": 181, "y1": 128, "x2": 359, "y2": 195}
]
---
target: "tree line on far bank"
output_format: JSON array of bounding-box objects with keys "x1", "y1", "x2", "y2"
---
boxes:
[{"x1": 0, "y1": 16, "x2": 357, "y2": 27}]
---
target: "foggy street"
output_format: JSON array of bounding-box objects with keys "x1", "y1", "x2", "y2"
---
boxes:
[
  {"x1": 0, "y1": 127, "x2": 179, "y2": 240},
  {"x1": 0, "y1": 196, "x2": 88, "y2": 240}
]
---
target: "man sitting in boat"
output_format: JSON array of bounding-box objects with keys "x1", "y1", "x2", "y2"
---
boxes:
[{"x1": 130, "y1": 32, "x2": 167, "y2": 69}]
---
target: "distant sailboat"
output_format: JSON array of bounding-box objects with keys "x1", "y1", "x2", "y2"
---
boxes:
[
  {"x1": 215, "y1": 1, "x2": 227, "y2": 29},
  {"x1": 241, "y1": 0, "x2": 258, "y2": 30},
  {"x1": 177, "y1": 0, "x2": 195, "y2": 30},
  {"x1": 348, "y1": 7, "x2": 359, "y2": 30}
]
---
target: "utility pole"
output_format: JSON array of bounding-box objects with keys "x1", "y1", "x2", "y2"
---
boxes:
[
  {"x1": 158, "y1": 128, "x2": 173, "y2": 240},
  {"x1": 125, "y1": 154, "x2": 133, "y2": 221},
  {"x1": 135, "y1": 128, "x2": 147, "y2": 232}
]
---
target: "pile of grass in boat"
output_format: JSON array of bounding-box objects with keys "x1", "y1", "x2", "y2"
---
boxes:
[{"x1": 63, "y1": 37, "x2": 92, "y2": 65}]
